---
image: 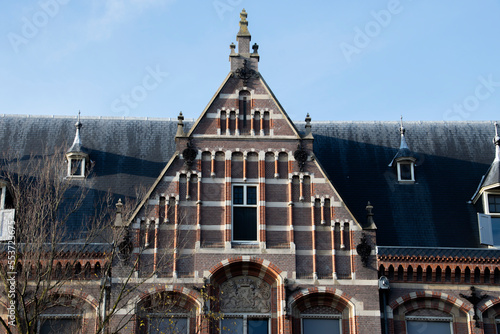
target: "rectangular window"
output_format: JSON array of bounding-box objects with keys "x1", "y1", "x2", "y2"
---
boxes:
[
  {"x1": 489, "y1": 194, "x2": 500, "y2": 213},
  {"x1": 232, "y1": 185, "x2": 258, "y2": 242},
  {"x1": 397, "y1": 162, "x2": 414, "y2": 182},
  {"x1": 406, "y1": 320, "x2": 452, "y2": 334},
  {"x1": 149, "y1": 317, "x2": 188, "y2": 334},
  {"x1": 69, "y1": 158, "x2": 84, "y2": 177},
  {"x1": 39, "y1": 317, "x2": 81, "y2": 334},
  {"x1": 478, "y1": 213, "x2": 500, "y2": 246},
  {"x1": 221, "y1": 317, "x2": 268, "y2": 334},
  {"x1": 302, "y1": 318, "x2": 340, "y2": 334}
]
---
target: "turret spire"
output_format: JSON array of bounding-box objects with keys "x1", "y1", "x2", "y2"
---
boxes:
[
  {"x1": 399, "y1": 116, "x2": 409, "y2": 150},
  {"x1": 68, "y1": 111, "x2": 83, "y2": 153}
]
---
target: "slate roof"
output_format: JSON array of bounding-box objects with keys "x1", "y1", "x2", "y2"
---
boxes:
[
  {"x1": 307, "y1": 121, "x2": 496, "y2": 247},
  {"x1": 1, "y1": 115, "x2": 496, "y2": 248}
]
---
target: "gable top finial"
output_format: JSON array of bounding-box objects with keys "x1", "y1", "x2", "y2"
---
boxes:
[
  {"x1": 68, "y1": 111, "x2": 83, "y2": 153},
  {"x1": 237, "y1": 9, "x2": 250, "y2": 38}
]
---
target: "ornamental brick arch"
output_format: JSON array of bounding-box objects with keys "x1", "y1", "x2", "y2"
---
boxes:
[
  {"x1": 207, "y1": 257, "x2": 286, "y2": 333},
  {"x1": 390, "y1": 291, "x2": 473, "y2": 334},
  {"x1": 207, "y1": 256, "x2": 284, "y2": 285},
  {"x1": 288, "y1": 287, "x2": 356, "y2": 334},
  {"x1": 134, "y1": 286, "x2": 203, "y2": 334},
  {"x1": 480, "y1": 296, "x2": 500, "y2": 332}
]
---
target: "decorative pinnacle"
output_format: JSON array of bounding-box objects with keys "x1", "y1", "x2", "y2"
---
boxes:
[
  {"x1": 237, "y1": 9, "x2": 251, "y2": 37},
  {"x1": 75, "y1": 110, "x2": 82, "y2": 130},
  {"x1": 494, "y1": 121, "x2": 499, "y2": 144},
  {"x1": 399, "y1": 116, "x2": 409, "y2": 150}
]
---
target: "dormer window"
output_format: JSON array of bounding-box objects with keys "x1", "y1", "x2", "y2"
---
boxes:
[
  {"x1": 488, "y1": 194, "x2": 500, "y2": 213},
  {"x1": 389, "y1": 117, "x2": 417, "y2": 184},
  {"x1": 397, "y1": 160, "x2": 415, "y2": 182},
  {"x1": 65, "y1": 112, "x2": 89, "y2": 178},
  {"x1": 67, "y1": 156, "x2": 86, "y2": 177}
]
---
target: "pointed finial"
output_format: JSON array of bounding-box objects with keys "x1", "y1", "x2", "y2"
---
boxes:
[
  {"x1": 399, "y1": 116, "x2": 409, "y2": 150},
  {"x1": 305, "y1": 113, "x2": 312, "y2": 136},
  {"x1": 176, "y1": 111, "x2": 186, "y2": 138},
  {"x1": 238, "y1": 9, "x2": 250, "y2": 37},
  {"x1": 365, "y1": 201, "x2": 377, "y2": 230},
  {"x1": 230, "y1": 42, "x2": 236, "y2": 54},
  {"x1": 75, "y1": 110, "x2": 82, "y2": 129}
]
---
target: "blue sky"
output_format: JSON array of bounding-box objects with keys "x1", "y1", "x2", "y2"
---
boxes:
[{"x1": 1, "y1": 1, "x2": 499, "y2": 122}]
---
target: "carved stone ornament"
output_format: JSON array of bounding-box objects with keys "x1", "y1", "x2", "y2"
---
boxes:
[
  {"x1": 356, "y1": 234, "x2": 372, "y2": 267},
  {"x1": 182, "y1": 141, "x2": 197, "y2": 169},
  {"x1": 293, "y1": 143, "x2": 308, "y2": 172},
  {"x1": 234, "y1": 59, "x2": 259, "y2": 85},
  {"x1": 220, "y1": 276, "x2": 271, "y2": 313}
]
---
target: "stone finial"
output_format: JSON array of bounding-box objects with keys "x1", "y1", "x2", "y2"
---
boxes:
[
  {"x1": 252, "y1": 43, "x2": 259, "y2": 53},
  {"x1": 237, "y1": 9, "x2": 250, "y2": 37},
  {"x1": 176, "y1": 111, "x2": 186, "y2": 138},
  {"x1": 230, "y1": 42, "x2": 236, "y2": 54},
  {"x1": 364, "y1": 201, "x2": 377, "y2": 230},
  {"x1": 114, "y1": 198, "x2": 125, "y2": 227}
]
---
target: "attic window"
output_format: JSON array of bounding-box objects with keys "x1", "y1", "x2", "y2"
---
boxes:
[
  {"x1": 489, "y1": 194, "x2": 500, "y2": 213},
  {"x1": 397, "y1": 161, "x2": 414, "y2": 182},
  {"x1": 67, "y1": 157, "x2": 85, "y2": 177}
]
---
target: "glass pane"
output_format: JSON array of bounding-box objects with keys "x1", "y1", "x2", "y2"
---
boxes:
[
  {"x1": 247, "y1": 186, "x2": 257, "y2": 205},
  {"x1": 407, "y1": 321, "x2": 451, "y2": 334},
  {"x1": 233, "y1": 207, "x2": 257, "y2": 241},
  {"x1": 71, "y1": 159, "x2": 82, "y2": 176},
  {"x1": 248, "y1": 319, "x2": 268, "y2": 334},
  {"x1": 489, "y1": 195, "x2": 500, "y2": 213},
  {"x1": 233, "y1": 186, "x2": 244, "y2": 205},
  {"x1": 221, "y1": 318, "x2": 243, "y2": 334},
  {"x1": 303, "y1": 319, "x2": 340, "y2": 334},
  {"x1": 149, "y1": 317, "x2": 187, "y2": 334},
  {"x1": 399, "y1": 163, "x2": 412, "y2": 180},
  {"x1": 40, "y1": 318, "x2": 80, "y2": 334}
]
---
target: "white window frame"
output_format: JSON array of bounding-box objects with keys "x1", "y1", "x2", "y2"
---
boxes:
[
  {"x1": 220, "y1": 314, "x2": 270, "y2": 334},
  {"x1": 0, "y1": 182, "x2": 7, "y2": 210},
  {"x1": 405, "y1": 315, "x2": 453, "y2": 334},
  {"x1": 397, "y1": 160, "x2": 415, "y2": 183},
  {"x1": 301, "y1": 314, "x2": 342, "y2": 334},
  {"x1": 479, "y1": 191, "x2": 500, "y2": 246},
  {"x1": 148, "y1": 314, "x2": 189, "y2": 334},
  {"x1": 232, "y1": 184, "x2": 258, "y2": 243},
  {"x1": 67, "y1": 157, "x2": 86, "y2": 178},
  {"x1": 38, "y1": 314, "x2": 82, "y2": 334}
]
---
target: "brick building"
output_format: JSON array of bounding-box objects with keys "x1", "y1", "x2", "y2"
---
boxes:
[{"x1": 1, "y1": 9, "x2": 500, "y2": 334}]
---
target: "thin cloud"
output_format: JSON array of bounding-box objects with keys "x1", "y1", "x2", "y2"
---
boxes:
[{"x1": 86, "y1": 0, "x2": 175, "y2": 41}]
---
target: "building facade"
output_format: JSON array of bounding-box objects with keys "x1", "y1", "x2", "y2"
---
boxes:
[{"x1": 1, "y1": 9, "x2": 500, "y2": 334}]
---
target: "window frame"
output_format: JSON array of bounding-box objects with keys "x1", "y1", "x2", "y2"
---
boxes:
[
  {"x1": 67, "y1": 157, "x2": 86, "y2": 178},
  {"x1": 301, "y1": 315, "x2": 342, "y2": 334},
  {"x1": 397, "y1": 160, "x2": 415, "y2": 183},
  {"x1": 148, "y1": 314, "x2": 189, "y2": 334},
  {"x1": 231, "y1": 184, "x2": 259, "y2": 243},
  {"x1": 479, "y1": 191, "x2": 500, "y2": 246},
  {"x1": 38, "y1": 314, "x2": 82, "y2": 334},
  {"x1": 405, "y1": 315, "x2": 453, "y2": 334},
  {"x1": 220, "y1": 314, "x2": 270, "y2": 334}
]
